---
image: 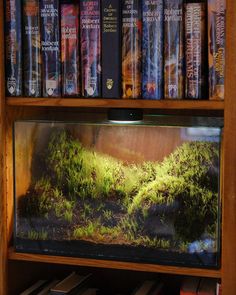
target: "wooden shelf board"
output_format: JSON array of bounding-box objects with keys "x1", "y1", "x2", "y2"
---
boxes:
[
  {"x1": 6, "y1": 97, "x2": 224, "y2": 110},
  {"x1": 8, "y1": 249, "x2": 221, "y2": 278}
]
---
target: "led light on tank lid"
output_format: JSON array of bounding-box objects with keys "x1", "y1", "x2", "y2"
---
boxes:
[{"x1": 108, "y1": 108, "x2": 143, "y2": 124}]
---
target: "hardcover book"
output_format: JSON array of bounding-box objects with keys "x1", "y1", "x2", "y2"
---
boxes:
[
  {"x1": 23, "y1": 0, "x2": 41, "y2": 97},
  {"x1": 185, "y1": 1, "x2": 207, "y2": 99},
  {"x1": 122, "y1": 0, "x2": 142, "y2": 99},
  {"x1": 101, "y1": 0, "x2": 121, "y2": 98},
  {"x1": 180, "y1": 277, "x2": 199, "y2": 295},
  {"x1": 80, "y1": 0, "x2": 101, "y2": 98},
  {"x1": 164, "y1": 0, "x2": 184, "y2": 99},
  {"x1": 197, "y1": 278, "x2": 216, "y2": 295},
  {"x1": 61, "y1": 1, "x2": 80, "y2": 97},
  {"x1": 132, "y1": 281, "x2": 156, "y2": 295},
  {"x1": 142, "y1": 0, "x2": 164, "y2": 100},
  {"x1": 208, "y1": 0, "x2": 225, "y2": 100},
  {"x1": 14, "y1": 116, "x2": 222, "y2": 268},
  {"x1": 40, "y1": 0, "x2": 61, "y2": 97},
  {"x1": 5, "y1": 0, "x2": 22, "y2": 96},
  {"x1": 50, "y1": 272, "x2": 91, "y2": 294},
  {"x1": 20, "y1": 280, "x2": 48, "y2": 295}
]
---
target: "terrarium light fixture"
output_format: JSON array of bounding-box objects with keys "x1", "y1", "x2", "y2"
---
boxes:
[{"x1": 107, "y1": 108, "x2": 143, "y2": 124}]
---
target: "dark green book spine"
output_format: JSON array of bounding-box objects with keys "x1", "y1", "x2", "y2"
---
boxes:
[
  {"x1": 102, "y1": 0, "x2": 121, "y2": 98},
  {"x1": 23, "y1": 0, "x2": 41, "y2": 97}
]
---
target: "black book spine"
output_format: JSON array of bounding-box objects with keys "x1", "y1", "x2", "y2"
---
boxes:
[
  {"x1": 61, "y1": 2, "x2": 80, "y2": 97},
  {"x1": 23, "y1": 0, "x2": 41, "y2": 97},
  {"x1": 122, "y1": 0, "x2": 142, "y2": 99},
  {"x1": 101, "y1": 0, "x2": 121, "y2": 98},
  {"x1": 5, "y1": 0, "x2": 22, "y2": 96},
  {"x1": 164, "y1": 0, "x2": 184, "y2": 99},
  {"x1": 142, "y1": 0, "x2": 164, "y2": 100},
  {"x1": 185, "y1": 0, "x2": 208, "y2": 99},
  {"x1": 40, "y1": 0, "x2": 61, "y2": 97},
  {"x1": 80, "y1": 0, "x2": 101, "y2": 98}
]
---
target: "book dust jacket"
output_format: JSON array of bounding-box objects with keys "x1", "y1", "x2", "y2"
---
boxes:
[
  {"x1": 142, "y1": 0, "x2": 164, "y2": 100},
  {"x1": 5, "y1": 0, "x2": 22, "y2": 96},
  {"x1": 61, "y1": 2, "x2": 80, "y2": 97},
  {"x1": 208, "y1": 0, "x2": 225, "y2": 100},
  {"x1": 122, "y1": 0, "x2": 142, "y2": 99},
  {"x1": 164, "y1": 0, "x2": 184, "y2": 99},
  {"x1": 23, "y1": 0, "x2": 41, "y2": 97},
  {"x1": 185, "y1": 1, "x2": 207, "y2": 99},
  {"x1": 80, "y1": 0, "x2": 101, "y2": 98},
  {"x1": 102, "y1": 0, "x2": 121, "y2": 98},
  {"x1": 40, "y1": 0, "x2": 61, "y2": 97}
]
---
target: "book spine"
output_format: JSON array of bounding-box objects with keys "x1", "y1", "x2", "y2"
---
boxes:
[
  {"x1": 164, "y1": 0, "x2": 184, "y2": 99},
  {"x1": 208, "y1": 0, "x2": 225, "y2": 100},
  {"x1": 80, "y1": 0, "x2": 101, "y2": 98},
  {"x1": 23, "y1": 0, "x2": 41, "y2": 97},
  {"x1": 5, "y1": 0, "x2": 22, "y2": 96},
  {"x1": 185, "y1": 1, "x2": 207, "y2": 99},
  {"x1": 61, "y1": 2, "x2": 80, "y2": 97},
  {"x1": 122, "y1": 0, "x2": 142, "y2": 99},
  {"x1": 142, "y1": 0, "x2": 163, "y2": 100},
  {"x1": 40, "y1": 0, "x2": 61, "y2": 97},
  {"x1": 102, "y1": 0, "x2": 121, "y2": 98}
]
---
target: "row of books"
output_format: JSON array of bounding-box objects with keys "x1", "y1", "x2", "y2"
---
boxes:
[
  {"x1": 180, "y1": 277, "x2": 221, "y2": 295},
  {"x1": 20, "y1": 272, "x2": 95, "y2": 295},
  {"x1": 19, "y1": 271, "x2": 221, "y2": 295},
  {"x1": 5, "y1": 0, "x2": 225, "y2": 100}
]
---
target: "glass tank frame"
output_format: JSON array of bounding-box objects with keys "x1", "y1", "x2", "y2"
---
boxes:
[{"x1": 13, "y1": 115, "x2": 223, "y2": 269}]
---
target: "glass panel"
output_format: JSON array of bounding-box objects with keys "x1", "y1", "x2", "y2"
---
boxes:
[{"x1": 14, "y1": 116, "x2": 222, "y2": 268}]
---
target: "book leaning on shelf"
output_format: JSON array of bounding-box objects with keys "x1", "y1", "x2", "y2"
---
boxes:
[
  {"x1": 132, "y1": 280, "x2": 164, "y2": 295},
  {"x1": 50, "y1": 272, "x2": 91, "y2": 295}
]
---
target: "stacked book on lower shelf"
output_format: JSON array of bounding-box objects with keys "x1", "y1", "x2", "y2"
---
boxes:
[{"x1": 19, "y1": 271, "x2": 220, "y2": 295}]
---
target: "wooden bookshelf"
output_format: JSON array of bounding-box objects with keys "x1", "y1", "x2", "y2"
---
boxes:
[
  {"x1": 8, "y1": 248, "x2": 221, "y2": 279},
  {"x1": 7, "y1": 97, "x2": 225, "y2": 110},
  {"x1": 1, "y1": 1, "x2": 236, "y2": 295}
]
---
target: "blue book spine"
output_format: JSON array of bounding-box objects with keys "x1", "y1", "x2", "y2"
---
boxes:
[
  {"x1": 40, "y1": 0, "x2": 61, "y2": 97},
  {"x1": 5, "y1": 0, "x2": 22, "y2": 96},
  {"x1": 142, "y1": 0, "x2": 164, "y2": 100},
  {"x1": 164, "y1": 0, "x2": 184, "y2": 99}
]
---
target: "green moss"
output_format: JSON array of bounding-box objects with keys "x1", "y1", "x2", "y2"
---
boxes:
[{"x1": 19, "y1": 130, "x2": 220, "y2": 246}]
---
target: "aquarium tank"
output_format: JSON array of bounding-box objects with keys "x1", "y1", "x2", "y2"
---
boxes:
[{"x1": 13, "y1": 114, "x2": 222, "y2": 268}]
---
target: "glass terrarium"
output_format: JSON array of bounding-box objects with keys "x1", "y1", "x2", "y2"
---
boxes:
[{"x1": 13, "y1": 114, "x2": 222, "y2": 268}]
